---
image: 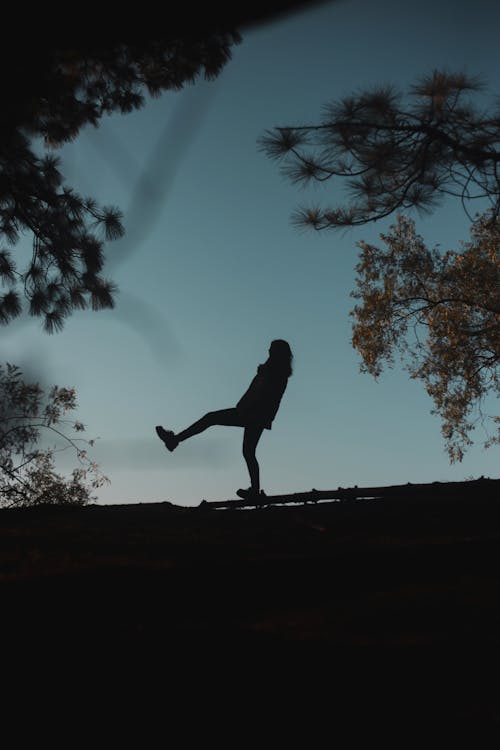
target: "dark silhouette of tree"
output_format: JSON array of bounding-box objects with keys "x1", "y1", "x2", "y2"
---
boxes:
[
  {"x1": 1, "y1": 1, "x2": 327, "y2": 332},
  {"x1": 1, "y1": 1, "x2": 332, "y2": 334},
  {"x1": 0, "y1": 32, "x2": 240, "y2": 332},
  {"x1": 352, "y1": 212, "x2": 499, "y2": 461},
  {"x1": 260, "y1": 70, "x2": 500, "y2": 228}
]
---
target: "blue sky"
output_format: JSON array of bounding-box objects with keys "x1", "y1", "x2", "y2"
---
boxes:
[{"x1": 4, "y1": 0, "x2": 499, "y2": 505}]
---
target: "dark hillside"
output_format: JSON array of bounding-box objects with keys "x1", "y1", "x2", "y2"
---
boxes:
[{"x1": 1, "y1": 478, "x2": 499, "y2": 725}]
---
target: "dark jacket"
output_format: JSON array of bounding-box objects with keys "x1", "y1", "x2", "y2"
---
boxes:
[{"x1": 236, "y1": 361, "x2": 288, "y2": 429}]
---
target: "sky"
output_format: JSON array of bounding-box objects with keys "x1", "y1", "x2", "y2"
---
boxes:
[{"x1": 3, "y1": 0, "x2": 500, "y2": 505}]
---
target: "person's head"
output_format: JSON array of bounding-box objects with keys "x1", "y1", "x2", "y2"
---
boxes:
[{"x1": 268, "y1": 339, "x2": 293, "y2": 377}]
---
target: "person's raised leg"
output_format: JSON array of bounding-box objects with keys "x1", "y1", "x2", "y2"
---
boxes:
[{"x1": 156, "y1": 408, "x2": 244, "y2": 451}]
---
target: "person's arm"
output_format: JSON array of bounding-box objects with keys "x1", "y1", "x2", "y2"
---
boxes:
[{"x1": 236, "y1": 368, "x2": 265, "y2": 411}]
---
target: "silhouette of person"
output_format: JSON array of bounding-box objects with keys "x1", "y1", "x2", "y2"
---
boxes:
[{"x1": 155, "y1": 339, "x2": 293, "y2": 499}]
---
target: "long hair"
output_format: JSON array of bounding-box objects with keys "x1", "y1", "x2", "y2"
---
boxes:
[{"x1": 268, "y1": 339, "x2": 293, "y2": 377}]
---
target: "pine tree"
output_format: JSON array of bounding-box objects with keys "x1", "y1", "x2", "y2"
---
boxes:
[
  {"x1": 0, "y1": 31, "x2": 240, "y2": 331},
  {"x1": 260, "y1": 71, "x2": 500, "y2": 228}
]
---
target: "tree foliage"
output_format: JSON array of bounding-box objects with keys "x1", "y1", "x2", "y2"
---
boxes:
[
  {"x1": 260, "y1": 70, "x2": 500, "y2": 229},
  {"x1": 1, "y1": 32, "x2": 240, "y2": 331},
  {"x1": 351, "y1": 213, "x2": 500, "y2": 461},
  {"x1": 262, "y1": 69, "x2": 500, "y2": 460},
  {"x1": 0, "y1": 363, "x2": 108, "y2": 507}
]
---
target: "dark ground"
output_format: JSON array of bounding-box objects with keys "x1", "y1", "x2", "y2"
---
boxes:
[{"x1": 2, "y1": 478, "x2": 499, "y2": 729}]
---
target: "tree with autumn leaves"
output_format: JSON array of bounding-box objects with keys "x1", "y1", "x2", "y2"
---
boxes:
[
  {"x1": 262, "y1": 70, "x2": 500, "y2": 460},
  {"x1": 352, "y1": 213, "x2": 499, "y2": 461},
  {"x1": 0, "y1": 364, "x2": 108, "y2": 507}
]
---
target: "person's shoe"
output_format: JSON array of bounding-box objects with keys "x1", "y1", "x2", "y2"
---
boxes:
[
  {"x1": 236, "y1": 487, "x2": 254, "y2": 499},
  {"x1": 236, "y1": 487, "x2": 265, "y2": 501},
  {"x1": 155, "y1": 426, "x2": 178, "y2": 452}
]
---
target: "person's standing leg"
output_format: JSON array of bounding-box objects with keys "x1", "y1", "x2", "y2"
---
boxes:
[{"x1": 242, "y1": 424, "x2": 265, "y2": 494}]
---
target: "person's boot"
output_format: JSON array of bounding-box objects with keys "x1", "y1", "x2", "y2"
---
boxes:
[
  {"x1": 236, "y1": 487, "x2": 266, "y2": 501},
  {"x1": 155, "y1": 426, "x2": 179, "y2": 452}
]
